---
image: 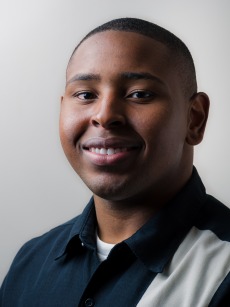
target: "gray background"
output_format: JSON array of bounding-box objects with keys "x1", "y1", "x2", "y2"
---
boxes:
[{"x1": 0, "y1": 0, "x2": 229, "y2": 283}]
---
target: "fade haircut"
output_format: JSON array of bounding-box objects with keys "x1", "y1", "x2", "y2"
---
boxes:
[{"x1": 69, "y1": 18, "x2": 197, "y2": 98}]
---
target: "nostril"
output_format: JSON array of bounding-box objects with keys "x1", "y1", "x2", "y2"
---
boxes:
[
  {"x1": 109, "y1": 120, "x2": 123, "y2": 127},
  {"x1": 91, "y1": 117, "x2": 125, "y2": 128},
  {"x1": 92, "y1": 119, "x2": 100, "y2": 127}
]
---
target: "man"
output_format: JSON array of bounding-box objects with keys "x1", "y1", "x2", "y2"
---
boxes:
[{"x1": 1, "y1": 18, "x2": 230, "y2": 306}]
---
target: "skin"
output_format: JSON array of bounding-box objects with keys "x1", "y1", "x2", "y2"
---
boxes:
[{"x1": 60, "y1": 31, "x2": 209, "y2": 243}]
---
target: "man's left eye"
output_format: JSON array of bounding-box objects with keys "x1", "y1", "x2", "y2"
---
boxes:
[{"x1": 127, "y1": 91, "x2": 155, "y2": 99}]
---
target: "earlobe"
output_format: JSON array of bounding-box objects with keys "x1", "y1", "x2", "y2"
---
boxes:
[
  {"x1": 60, "y1": 96, "x2": 64, "y2": 104},
  {"x1": 186, "y1": 92, "x2": 210, "y2": 145}
]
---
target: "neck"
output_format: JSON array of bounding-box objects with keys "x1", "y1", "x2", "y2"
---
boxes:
[
  {"x1": 94, "y1": 164, "x2": 193, "y2": 244},
  {"x1": 94, "y1": 196, "x2": 159, "y2": 244}
]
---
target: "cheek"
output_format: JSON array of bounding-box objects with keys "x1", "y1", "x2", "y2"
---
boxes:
[
  {"x1": 138, "y1": 107, "x2": 186, "y2": 153},
  {"x1": 134, "y1": 107, "x2": 171, "y2": 141},
  {"x1": 59, "y1": 106, "x2": 87, "y2": 150}
]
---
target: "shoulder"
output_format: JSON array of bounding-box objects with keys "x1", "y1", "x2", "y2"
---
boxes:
[
  {"x1": 196, "y1": 194, "x2": 230, "y2": 241},
  {"x1": 16, "y1": 215, "x2": 81, "y2": 260},
  {"x1": 2, "y1": 214, "x2": 81, "y2": 283},
  {"x1": 2, "y1": 199, "x2": 94, "y2": 281}
]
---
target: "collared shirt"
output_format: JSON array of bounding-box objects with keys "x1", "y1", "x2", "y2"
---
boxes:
[{"x1": 1, "y1": 168, "x2": 230, "y2": 306}]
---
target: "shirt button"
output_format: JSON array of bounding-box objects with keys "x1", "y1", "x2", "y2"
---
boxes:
[{"x1": 85, "y1": 298, "x2": 95, "y2": 307}]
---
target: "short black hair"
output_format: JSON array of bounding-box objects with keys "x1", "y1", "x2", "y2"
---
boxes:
[{"x1": 69, "y1": 18, "x2": 197, "y2": 97}]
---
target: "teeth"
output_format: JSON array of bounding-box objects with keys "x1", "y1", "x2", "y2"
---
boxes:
[
  {"x1": 107, "y1": 148, "x2": 115, "y2": 155},
  {"x1": 89, "y1": 147, "x2": 126, "y2": 155},
  {"x1": 100, "y1": 148, "x2": 107, "y2": 154}
]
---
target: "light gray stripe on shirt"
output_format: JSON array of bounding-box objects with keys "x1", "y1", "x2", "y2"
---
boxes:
[{"x1": 137, "y1": 227, "x2": 230, "y2": 307}]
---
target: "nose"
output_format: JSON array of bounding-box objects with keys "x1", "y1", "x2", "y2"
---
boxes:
[{"x1": 91, "y1": 95, "x2": 126, "y2": 129}]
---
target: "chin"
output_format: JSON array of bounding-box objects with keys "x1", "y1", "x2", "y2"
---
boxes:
[{"x1": 82, "y1": 176, "x2": 132, "y2": 201}]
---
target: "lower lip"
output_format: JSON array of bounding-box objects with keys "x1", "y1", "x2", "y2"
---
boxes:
[{"x1": 82, "y1": 149, "x2": 138, "y2": 166}]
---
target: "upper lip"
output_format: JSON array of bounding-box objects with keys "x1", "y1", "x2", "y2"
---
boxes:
[{"x1": 81, "y1": 137, "x2": 142, "y2": 150}]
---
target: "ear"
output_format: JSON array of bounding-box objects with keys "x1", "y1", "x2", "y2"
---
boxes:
[
  {"x1": 186, "y1": 92, "x2": 210, "y2": 145},
  {"x1": 60, "y1": 96, "x2": 64, "y2": 104}
]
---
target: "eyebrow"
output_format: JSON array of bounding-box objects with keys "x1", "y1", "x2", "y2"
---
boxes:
[
  {"x1": 120, "y1": 72, "x2": 164, "y2": 85},
  {"x1": 66, "y1": 72, "x2": 164, "y2": 85},
  {"x1": 66, "y1": 73, "x2": 100, "y2": 84}
]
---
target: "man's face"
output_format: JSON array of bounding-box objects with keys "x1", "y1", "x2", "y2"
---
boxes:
[{"x1": 60, "y1": 31, "x2": 192, "y2": 203}]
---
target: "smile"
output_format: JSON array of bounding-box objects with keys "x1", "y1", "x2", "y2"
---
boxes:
[
  {"x1": 89, "y1": 147, "x2": 127, "y2": 155},
  {"x1": 81, "y1": 137, "x2": 142, "y2": 166}
]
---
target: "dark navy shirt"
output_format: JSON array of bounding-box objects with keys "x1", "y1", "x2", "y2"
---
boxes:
[{"x1": 1, "y1": 168, "x2": 230, "y2": 306}]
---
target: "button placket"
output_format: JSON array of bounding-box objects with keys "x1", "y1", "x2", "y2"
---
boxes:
[{"x1": 84, "y1": 298, "x2": 95, "y2": 307}]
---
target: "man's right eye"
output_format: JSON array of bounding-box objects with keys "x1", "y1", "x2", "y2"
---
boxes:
[{"x1": 72, "y1": 91, "x2": 97, "y2": 100}]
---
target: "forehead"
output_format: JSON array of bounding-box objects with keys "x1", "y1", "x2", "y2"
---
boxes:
[{"x1": 67, "y1": 31, "x2": 173, "y2": 81}]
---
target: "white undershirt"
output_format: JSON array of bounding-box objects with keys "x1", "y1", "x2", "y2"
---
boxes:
[{"x1": 96, "y1": 234, "x2": 115, "y2": 261}]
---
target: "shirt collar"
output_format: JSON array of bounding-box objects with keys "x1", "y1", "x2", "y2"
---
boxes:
[
  {"x1": 55, "y1": 197, "x2": 96, "y2": 260},
  {"x1": 56, "y1": 167, "x2": 207, "y2": 273},
  {"x1": 125, "y1": 167, "x2": 207, "y2": 272}
]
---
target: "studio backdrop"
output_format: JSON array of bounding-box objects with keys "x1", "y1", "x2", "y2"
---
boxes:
[{"x1": 0, "y1": 0, "x2": 229, "y2": 283}]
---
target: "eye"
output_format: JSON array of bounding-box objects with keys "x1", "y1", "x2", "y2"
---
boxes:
[
  {"x1": 127, "y1": 90, "x2": 156, "y2": 101},
  {"x1": 73, "y1": 91, "x2": 97, "y2": 100}
]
